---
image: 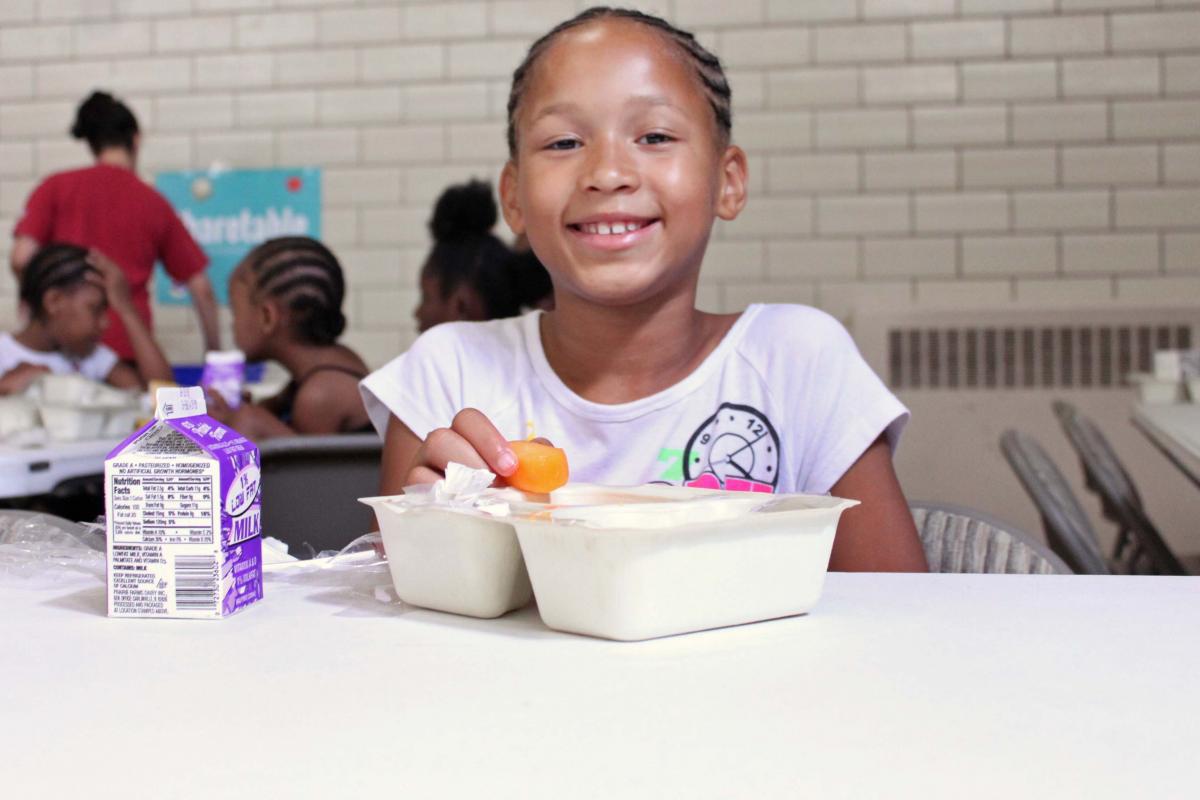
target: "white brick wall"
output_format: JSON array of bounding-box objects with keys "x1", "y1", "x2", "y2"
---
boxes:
[{"x1": 0, "y1": 0, "x2": 1196, "y2": 367}]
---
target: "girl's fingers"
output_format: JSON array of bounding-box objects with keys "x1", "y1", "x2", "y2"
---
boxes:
[
  {"x1": 405, "y1": 465, "x2": 444, "y2": 486},
  {"x1": 450, "y1": 408, "x2": 518, "y2": 476},
  {"x1": 421, "y1": 426, "x2": 490, "y2": 472}
]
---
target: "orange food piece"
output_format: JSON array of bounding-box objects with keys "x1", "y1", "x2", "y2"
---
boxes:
[{"x1": 506, "y1": 440, "x2": 569, "y2": 494}]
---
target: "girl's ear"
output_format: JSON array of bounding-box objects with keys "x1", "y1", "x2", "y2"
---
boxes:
[
  {"x1": 259, "y1": 298, "x2": 281, "y2": 335},
  {"x1": 715, "y1": 145, "x2": 749, "y2": 222},
  {"x1": 499, "y1": 160, "x2": 526, "y2": 236},
  {"x1": 41, "y1": 287, "x2": 66, "y2": 316}
]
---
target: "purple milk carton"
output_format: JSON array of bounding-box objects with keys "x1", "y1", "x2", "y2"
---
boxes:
[
  {"x1": 106, "y1": 387, "x2": 263, "y2": 619},
  {"x1": 200, "y1": 349, "x2": 246, "y2": 409}
]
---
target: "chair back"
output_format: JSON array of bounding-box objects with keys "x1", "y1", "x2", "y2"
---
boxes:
[
  {"x1": 258, "y1": 433, "x2": 382, "y2": 558},
  {"x1": 911, "y1": 501, "x2": 1072, "y2": 574},
  {"x1": 1052, "y1": 401, "x2": 1143, "y2": 510},
  {"x1": 999, "y1": 429, "x2": 1111, "y2": 575},
  {"x1": 1052, "y1": 402, "x2": 1185, "y2": 575}
]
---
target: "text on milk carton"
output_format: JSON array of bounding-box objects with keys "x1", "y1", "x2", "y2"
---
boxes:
[{"x1": 106, "y1": 388, "x2": 263, "y2": 619}]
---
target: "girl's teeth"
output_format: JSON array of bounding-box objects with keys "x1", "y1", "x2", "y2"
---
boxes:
[{"x1": 581, "y1": 221, "x2": 644, "y2": 235}]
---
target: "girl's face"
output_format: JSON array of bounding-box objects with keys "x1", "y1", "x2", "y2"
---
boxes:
[
  {"x1": 228, "y1": 269, "x2": 269, "y2": 360},
  {"x1": 414, "y1": 268, "x2": 453, "y2": 333},
  {"x1": 45, "y1": 281, "x2": 108, "y2": 359},
  {"x1": 500, "y1": 20, "x2": 747, "y2": 310},
  {"x1": 413, "y1": 264, "x2": 487, "y2": 333}
]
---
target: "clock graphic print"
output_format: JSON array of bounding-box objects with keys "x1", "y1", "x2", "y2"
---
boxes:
[{"x1": 683, "y1": 403, "x2": 781, "y2": 493}]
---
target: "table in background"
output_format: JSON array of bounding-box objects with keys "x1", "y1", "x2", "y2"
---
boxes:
[
  {"x1": 1133, "y1": 402, "x2": 1200, "y2": 489},
  {"x1": 2, "y1": 569, "x2": 1196, "y2": 799},
  {"x1": 0, "y1": 438, "x2": 118, "y2": 500}
]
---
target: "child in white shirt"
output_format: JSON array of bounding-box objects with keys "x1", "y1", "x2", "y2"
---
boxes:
[
  {"x1": 361, "y1": 8, "x2": 927, "y2": 571},
  {"x1": 0, "y1": 243, "x2": 172, "y2": 395}
]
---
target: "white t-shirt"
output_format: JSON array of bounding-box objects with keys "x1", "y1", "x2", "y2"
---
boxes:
[
  {"x1": 0, "y1": 333, "x2": 119, "y2": 383},
  {"x1": 360, "y1": 304, "x2": 908, "y2": 495}
]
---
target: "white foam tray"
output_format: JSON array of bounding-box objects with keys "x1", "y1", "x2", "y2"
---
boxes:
[
  {"x1": 362, "y1": 495, "x2": 532, "y2": 619},
  {"x1": 364, "y1": 485, "x2": 857, "y2": 640},
  {"x1": 513, "y1": 491, "x2": 856, "y2": 641}
]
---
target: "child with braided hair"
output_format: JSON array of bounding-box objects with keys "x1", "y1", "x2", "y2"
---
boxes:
[
  {"x1": 206, "y1": 236, "x2": 370, "y2": 440},
  {"x1": 0, "y1": 243, "x2": 172, "y2": 394},
  {"x1": 363, "y1": 7, "x2": 927, "y2": 571}
]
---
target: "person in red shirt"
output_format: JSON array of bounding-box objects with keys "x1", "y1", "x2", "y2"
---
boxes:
[{"x1": 10, "y1": 91, "x2": 220, "y2": 361}]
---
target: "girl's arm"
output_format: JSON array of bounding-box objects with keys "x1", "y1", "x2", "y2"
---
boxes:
[
  {"x1": 90, "y1": 251, "x2": 173, "y2": 389},
  {"x1": 0, "y1": 363, "x2": 50, "y2": 395},
  {"x1": 204, "y1": 388, "x2": 296, "y2": 441},
  {"x1": 827, "y1": 435, "x2": 929, "y2": 572},
  {"x1": 290, "y1": 375, "x2": 361, "y2": 435},
  {"x1": 380, "y1": 409, "x2": 518, "y2": 494},
  {"x1": 10, "y1": 235, "x2": 38, "y2": 277}
]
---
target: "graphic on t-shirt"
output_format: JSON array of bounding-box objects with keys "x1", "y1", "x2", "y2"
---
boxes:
[
  {"x1": 656, "y1": 448, "x2": 685, "y2": 482},
  {"x1": 682, "y1": 403, "x2": 780, "y2": 493}
]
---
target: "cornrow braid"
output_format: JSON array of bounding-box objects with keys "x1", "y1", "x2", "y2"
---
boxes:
[
  {"x1": 20, "y1": 243, "x2": 100, "y2": 318},
  {"x1": 242, "y1": 236, "x2": 347, "y2": 347},
  {"x1": 506, "y1": 6, "x2": 732, "y2": 158}
]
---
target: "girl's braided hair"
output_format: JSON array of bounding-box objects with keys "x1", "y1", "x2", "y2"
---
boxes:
[
  {"x1": 20, "y1": 244, "x2": 100, "y2": 318},
  {"x1": 241, "y1": 236, "x2": 347, "y2": 346},
  {"x1": 505, "y1": 6, "x2": 732, "y2": 157}
]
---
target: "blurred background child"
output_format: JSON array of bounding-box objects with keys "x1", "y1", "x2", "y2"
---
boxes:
[
  {"x1": 206, "y1": 236, "x2": 370, "y2": 439},
  {"x1": 414, "y1": 179, "x2": 552, "y2": 333},
  {"x1": 0, "y1": 243, "x2": 172, "y2": 394},
  {"x1": 10, "y1": 91, "x2": 220, "y2": 359}
]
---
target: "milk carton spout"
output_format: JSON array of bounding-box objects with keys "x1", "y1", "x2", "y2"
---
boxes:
[{"x1": 154, "y1": 385, "x2": 208, "y2": 420}]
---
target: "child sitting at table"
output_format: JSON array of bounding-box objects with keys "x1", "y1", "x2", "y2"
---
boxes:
[
  {"x1": 0, "y1": 243, "x2": 172, "y2": 394},
  {"x1": 205, "y1": 236, "x2": 371, "y2": 439},
  {"x1": 414, "y1": 180, "x2": 552, "y2": 333},
  {"x1": 362, "y1": 7, "x2": 928, "y2": 571}
]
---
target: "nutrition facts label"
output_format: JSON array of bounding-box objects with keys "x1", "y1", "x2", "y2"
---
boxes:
[{"x1": 109, "y1": 462, "x2": 217, "y2": 545}]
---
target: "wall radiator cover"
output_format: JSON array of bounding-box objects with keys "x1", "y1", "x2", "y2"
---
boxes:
[
  {"x1": 865, "y1": 312, "x2": 1197, "y2": 392},
  {"x1": 852, "y1": 307, "x2": 1200, "y2": 558}
]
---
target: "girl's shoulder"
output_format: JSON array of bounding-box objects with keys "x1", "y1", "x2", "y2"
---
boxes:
[
  {"x1": 405, "y1": 315, "x2": 529, "y2": 363},
  {"x1": 736, "y1": 304, "x2": 857, "y2": 359}
]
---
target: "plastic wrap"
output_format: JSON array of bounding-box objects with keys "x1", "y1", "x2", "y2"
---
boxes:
[
  {"x1": 265, "y1": 532, "x2": 405, "y2": 609},
  {"x1": 0, "y1": 511, "x2": 105, "y2": 586}
]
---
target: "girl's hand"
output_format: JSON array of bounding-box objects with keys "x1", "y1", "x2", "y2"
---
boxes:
[
  {"x1": 203, "y1": 388, "x2": 234, "y2": 424},
  {"x1": 407, "y1": 408, "x2": 520, "y2": 485},
  {"x1": 206, "y1": 389, "x2": 293, "y2": 440},
  {"x1": 0, "y1": 362, "x2": 50, "y2": 395},
  {"x1": 86, "y1": 249, "x2": 134, "y2": 312}
]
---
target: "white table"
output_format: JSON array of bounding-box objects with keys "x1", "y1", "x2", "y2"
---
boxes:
[
  {"x1": 2, "y1": 568, "x2": 1197, "y2": 799},
  {"x1": 0, "y1": 438, "x2": 119, "y2": 499},
  {"x1": 1133, "y1": 402, "x2": 1200, "y2": 489}
]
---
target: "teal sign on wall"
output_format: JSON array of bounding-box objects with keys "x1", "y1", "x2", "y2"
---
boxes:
[{"x1": 154, "y1": 167, "x2": 322, "y2": 306}]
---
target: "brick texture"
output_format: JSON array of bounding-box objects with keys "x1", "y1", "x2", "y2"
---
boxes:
[{"x1": 0, "y1": 0, "x2": 1196, "y2": 365}]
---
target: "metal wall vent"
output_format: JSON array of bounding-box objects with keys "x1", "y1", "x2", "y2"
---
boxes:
[{"x1": 886, "y1": 325, "x2": 1193, "y2": 390}]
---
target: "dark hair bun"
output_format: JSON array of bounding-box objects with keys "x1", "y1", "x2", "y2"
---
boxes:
[
  {"x1": 430, "y1": 180, "x2": 498, "y2": 242},
  {"x1": 71, "y1": 91, "x2": 116, "y2": 140},
  {"x1": 70, "y1": 90, "x2": 138, "y2": 155}
]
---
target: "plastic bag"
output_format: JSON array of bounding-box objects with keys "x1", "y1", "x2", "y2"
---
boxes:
[
  {"x1": 0, "y1": 511, "x2": 105, "y2": 586},
  {"x1": 265, "y1": 532, "x2": 407, "y2": 609}
]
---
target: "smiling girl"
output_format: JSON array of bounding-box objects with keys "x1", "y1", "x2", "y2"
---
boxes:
[{"x1": 361, "y1": 7, "x2": 927, "y2": 571}]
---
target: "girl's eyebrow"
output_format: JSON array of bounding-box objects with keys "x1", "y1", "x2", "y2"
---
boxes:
[{"x1": 530, "y1": 94, "x2": 679, "y2": 124}]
